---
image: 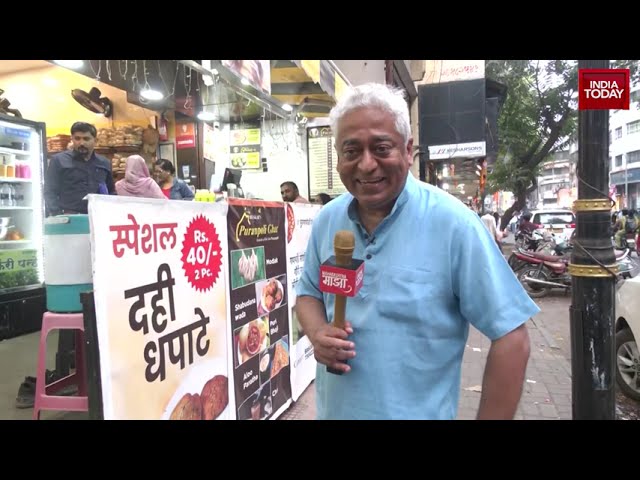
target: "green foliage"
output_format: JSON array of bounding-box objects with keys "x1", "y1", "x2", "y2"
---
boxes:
[
  {"x1": 486, "y1": 159, "x2": 541, "y2": 196},
  {"x1": 485, "y1": 60, "x2": 639, "y2": 227},
  {"x1": 486, "y1": 60, "x2": 639, "y2": 201},
  {"x1": 0, "y1": 269, "x2": 38, "y2": 289}
]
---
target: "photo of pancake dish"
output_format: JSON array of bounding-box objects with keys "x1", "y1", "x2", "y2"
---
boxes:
[
  {"x1": 271, "y1": 341, "x2": 289, "y2": 378},
  {"x1": 170, "y1": 393, "x2": 202, "y2": 420},
  {"x1": 200, "y1": 375, "x2": 229, "y2": 420}
]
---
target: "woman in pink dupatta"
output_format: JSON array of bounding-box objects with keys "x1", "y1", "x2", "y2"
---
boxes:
[{"x1": 115, "y1": 155, "x2": 166, "y2": 199}]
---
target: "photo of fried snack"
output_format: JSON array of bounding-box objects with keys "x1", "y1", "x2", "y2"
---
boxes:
[
  {"x1": 261, "y1": 278, "x2": 283, "y2": 312},
  {"x1": 200, "y1": 375, "x2": 229, "y2": 420},
  {"x1": 271, "y1": 340, "x2": 289, "y2": 379},
  {"x1": 170, "y1": 393, "x2": 203, "y2": 420}
]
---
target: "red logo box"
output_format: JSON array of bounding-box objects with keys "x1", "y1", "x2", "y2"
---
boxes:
[
  {"x1": 319, "y1": 258, "x2": 364, "y2": 297},
  {"x1": 579, "y1": 69, "x2": 630, "y2": 110}
]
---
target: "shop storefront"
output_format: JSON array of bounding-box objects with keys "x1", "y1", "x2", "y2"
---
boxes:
[
  {"x1": 611, "y1": 167, "x2": 640, "y2": 210},
  {"x1": 180, "y1": 60, "x2": 348, "y2": 203},
  {"x1": 0, "y1": 60, "x2": 176, "y2": 338},
  {"x1": 1, "y1": 59, "x2": 348, "y2": 420}
]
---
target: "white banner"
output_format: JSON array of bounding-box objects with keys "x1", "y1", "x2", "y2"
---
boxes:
[
  {"x1": 428, "y1": 141, "x2": 486, "y2": 160},
  {"x1": 424, "y1": 60, "x2": 485, "y2": 84},
  {"x1": 89, "y1": 195, "x2": 231, "y2": 420},
  {"x1": 285, "y1": 202, "x2": 322, "y2": 400}
]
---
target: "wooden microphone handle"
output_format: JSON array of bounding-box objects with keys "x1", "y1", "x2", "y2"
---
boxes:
[{"x1": 333, "y1": 294, "x2": 347, "y2": 330}]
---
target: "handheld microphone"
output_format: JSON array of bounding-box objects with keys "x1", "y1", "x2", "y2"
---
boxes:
[{"x1": 318, "y1": 230, "x2": 365, "y2": 375}]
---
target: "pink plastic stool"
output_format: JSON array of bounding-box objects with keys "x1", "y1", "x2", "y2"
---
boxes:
[{"x1": 33, "y1": 312, "x2": 88, "y2": 420}]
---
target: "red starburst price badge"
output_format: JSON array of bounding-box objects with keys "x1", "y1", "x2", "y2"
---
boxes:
[{"x1": 181, "y1": 215, "x2": 222, "y2": 292}]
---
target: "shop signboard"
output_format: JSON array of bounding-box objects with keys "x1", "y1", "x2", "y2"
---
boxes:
[
  {"x1": 611, "y1": 167, "x2": 640, "y2": 185},
  {"x1": 222, "y1": 60, "x2": 271, "y2": 95},
  {"x1": 284, "y1": 202, "x2": 321, "y2": 400},
  {"x1": 89, "y1": 195, "x2": 231, "y2": 420},
  {"x1": 176, "y1": 123, "x2": 196, "y2": 150},
  {"x1": 203, "y1": 122, "x2": 216, "y2": 162},
  {"x1": 0, "y1": 249, "x2": 39, "y2": 289},
  {"x1": 226, "y1": 198, "x2": 292, "y2": 420},
  {"x1": 88, "y1": 196, "x2": 322, "y2": 420},
  {"x1": 229, "y1": 122, "x2": 261, "y2": 170},
  {"x1": 307, "y1": 126, "x2": 347, "y2": 198}
]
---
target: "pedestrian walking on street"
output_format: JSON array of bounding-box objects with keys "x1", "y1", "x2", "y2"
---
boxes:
[{"x1": 295, "y1": 83, "x2": 540, "y2": 420}]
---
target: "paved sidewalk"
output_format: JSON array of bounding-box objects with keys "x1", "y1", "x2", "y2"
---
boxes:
[{"x1": 280, "y1": 295, "x2": 573, "y2": 420}]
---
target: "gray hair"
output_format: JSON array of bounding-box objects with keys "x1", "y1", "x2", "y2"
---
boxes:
[{"x1": 329, "y1": 83, "x2": 410, "y2": 147}]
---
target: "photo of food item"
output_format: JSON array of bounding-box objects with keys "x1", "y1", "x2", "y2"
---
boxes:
[
  {"x1": 201, "y1": 375, "x2": 229, "y2": 420},
  {"x1": 235, "y1": 317, "x2": 270, "y2": 366},
  {"x1": 232, "y1": 130, "x2": 247, "y2": 145},
  {"x1": 256, "y1": 277, "x2": 285, "y2": 315},
  {"x1": 231, "y1": 155, "x2": 246, "y2": 168},
  {"x1": 271, "y1": 337, "x2": 289, "y2": 379},
  {"x1": 259, "y1": 346, "x2": 273, "y2": 385},
  {"x1": 170, "y1": 393, "x2": 202, "y2": 420},
  {"x1": 260, "y1": 351, "x2": 270, "y2": 372},
  {"x1": 262, "y1": 395, "x2": 273, "y2": 418},
  {"x1": 251, "y1": 398, "x2": 261, "y2": 420},
  {"x1": 237, "y1": 381, "x2": 273, "y2": 421},
  {"x1": 161, "y1": 358, "x2": 230, "y2": 421},
  {"x1": 286, "y1": 204, "x2": 295, "y2": 243},
  {"x1": 231, "y1": 247, "x2": 266, "y2": 289},
  {"x1": 238, "y1": 249, "x2": 258, "y2": 282}
]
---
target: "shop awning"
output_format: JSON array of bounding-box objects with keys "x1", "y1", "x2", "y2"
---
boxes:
[{"x1": 270, "y1": 60, "x2": 349, "y2": 118}]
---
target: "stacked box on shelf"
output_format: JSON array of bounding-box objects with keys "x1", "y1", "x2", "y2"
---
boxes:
[{"x1": 46, "y1": 134, "x2": 71, "y2": 153}]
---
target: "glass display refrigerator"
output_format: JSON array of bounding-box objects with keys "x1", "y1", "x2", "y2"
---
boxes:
[{"x1": 0, "y1": 113, "x2": 47, "y2": 340}]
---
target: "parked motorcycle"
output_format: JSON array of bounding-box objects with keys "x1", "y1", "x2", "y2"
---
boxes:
[
  {"x1": 516, "y1": 248, "x2": 633, "y2": 298},
  {"x1": 619, "y1": 231, "x2": 638, "y2": 253},
  {"x1": 508, "y1": 232, "x2": 570, "y2": 274}
]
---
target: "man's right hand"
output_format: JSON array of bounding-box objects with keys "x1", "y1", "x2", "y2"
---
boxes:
[{"x1": 308, "y1": 321, "x2": 356, "y2": 374}]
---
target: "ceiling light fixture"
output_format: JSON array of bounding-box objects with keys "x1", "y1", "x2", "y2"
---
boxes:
[
  {"x1": 54, "y1": 60, "x2": 84, "y2": 70},
  {"x1": 197, "y1": 111, "x2": 216, "y2": 122},
  {"x1": 140, "y1": 88, "x2": 164, "y2": 101}
]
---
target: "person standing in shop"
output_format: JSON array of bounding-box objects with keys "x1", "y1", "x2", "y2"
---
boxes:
[
  {"x1": 314, "y1": 193, "x2": 332, "y2": 205},
  {"x1": 115, "y1": 155, "x2": 166, "y2": 199},
  {"x1": 280, "y1": 181, "x2": 309, "y2": 203},
  {"x1": 153, "y1": 159, "x2": 195, "y2": 200},
  {"x1": 18, "y1": 122, "x2": 114, "y2": 409},
  {"x1": 44, "y1": 122, "x2": 115, "y2": 216}
]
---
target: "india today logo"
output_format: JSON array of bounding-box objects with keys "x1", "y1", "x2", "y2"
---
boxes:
[{"x1": 579, "y1": 69, "x2": 630, "y2": 110}]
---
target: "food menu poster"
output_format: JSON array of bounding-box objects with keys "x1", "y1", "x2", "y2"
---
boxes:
[
  {"x1": 230, "y1": 123, "x2": 261, "y2": 170},
  {"x1": 285, "y1": 202, "x2": 321, "y2": 401},
  {"x1": 227, "y1": 199, "x2": 292, "y2": 420},
  {"x1": 88, "y1": 195, "x2": 231, "y2": 420},
  {"x1": 307, "y1": 126, "x2": 347, "y2": 198}
]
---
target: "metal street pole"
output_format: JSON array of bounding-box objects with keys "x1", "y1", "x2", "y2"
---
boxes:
[
  {"x1": 625, "y1": 162, "x2": 628, "y2": 207},
  {"x1": 569, "y1": 59, "x2": 617, "y2": 420}
]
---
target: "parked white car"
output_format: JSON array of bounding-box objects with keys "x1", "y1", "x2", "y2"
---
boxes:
[
  {"x1": 530, "y1": 209, "x2": 576, "y2": 242},
  {"x1": 615, "y1": 276, "x2": 640, "y2": 401}
]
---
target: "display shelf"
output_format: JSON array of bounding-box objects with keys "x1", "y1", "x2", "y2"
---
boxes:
[
  {"x1": 95, "y1": 145, "x2": 142, "y2": 153},
  {"x1": 0, "y1": 177, "x2": 32, "y2": 183},
  {"x1": 0, "y1": 206, "x2": 33, "y2": 210},
  {"x1": 48, "y1": 145, "x2": 143, "y2": 156},
  {"x1": 0, "y1": 146, "x2": 30, "y2": 156}
]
